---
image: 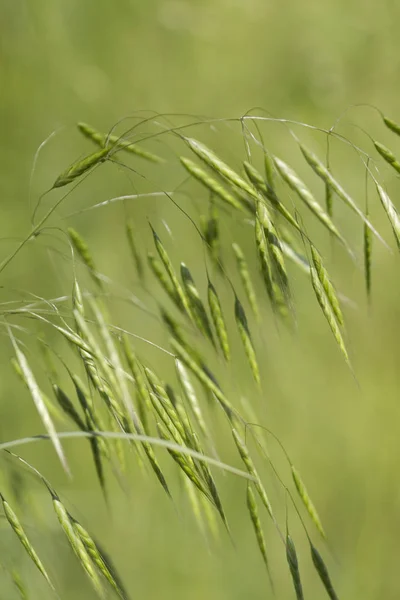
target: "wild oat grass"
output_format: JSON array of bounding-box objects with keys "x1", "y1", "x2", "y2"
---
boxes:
[{"x1": 1, "y1": 110, "x2": 399, "y2": 599}]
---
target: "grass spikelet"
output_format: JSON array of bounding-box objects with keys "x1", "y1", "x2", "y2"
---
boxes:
[
  {"x1": 326, "y1": 181, "x2": 333, "y2": 217},
  {"x1": 145, "y1": 368, "x2": 187, "y2": 441},
  {"x1": 190, "y1": 432, "x2": 229, "y2": 530},
  {"x1": 122, "y1": 337, "x2": 152, "y2": 433},
  {"x1": 200, "y1": 491, "x2": 220, "y2": 540},
  {"x1": 234, "y1": 296, "x2": 260, "y2": 386},
  {"x1": 51, "y1": 490, "x2": 105, "y2": 598},
  {"x1": 122, "y1": 340, "x2": 171, "y2": 495},
  {"x1": 176, "y1": 359, "x2": 208, "y2": 439},
  {"x1": 273, "y1": 157, "x2": 345, "y2": 244},
  {"x1": 10, "y1": 333, "x2": 69, "y2": 474},
  {"x1": 126, "y1": 220, "x2": 144, "y2": 281},
  {"x1": 232, "y1": 428, "x2": 273, "y2": 518},
  {"x1": 186, "y1": 138, "x2": 257, "y2": 199},
  {"x1": 243, "y1": 161, "x2": 301, "y2": 232},
  {"x1": 246, "y1": 484, "x2": 273, "y2": 583},
  {"x1": 12, "y1": 358, "x2": 65, "y2": 423},
  {"x1": 166, "y1": 385, "x2": 194, "y2": 443},
  {"x1": 243, "y1": 161, "x2": 270, "y2": 197},
  {"x1": 383, "y1": 115, "x2": 400, "y2": 136},
  {"x1": 72, "y1": 309, "x2": 121, "y2": 406},
  {"x1": 291, "y1": 465, "x2": 325, "y2": 538},
  {"x1": 264, "y1": 152, "x2": 275, "y2": 189},
  {"x1": 77, "y1": 121, "x2": 162, "y2": 163},
  {"x1": 50, "y1": 320, "x2": 93, "y2": 354},
  {"x1": 86, "y1": 419, "x2": 108, "y2": 499},
  {"x1": 310, "y1": 543, "x2": 339, "y2": 600},
  {"x1": 88, "y1": 298, "x2": 131, "y2": 404},
  {"x1": 309, "y1": 540, "x2": 339, "y2": 600},
  {"x1": 72, "y1": 280, "x2": 85, "y2": 330},
  {"x1": 69, "y1": 374, "x2": 109, "y2": 495},
  {"x1": 256, "y1": 200, "x2": 289, "y2": 296},
  {"x1": 39, "y1": 337, "x2": 60, "y2": 385},
  {"x1": 376, "y1": 183, "x2": 400, "y2": 250},
  {"x1": 105, "y1": 411, "x2": 127, "y2": 474},
  {"x1": 310, "y1": 245, "x2": 344, "y2": 326},
  {"x1": 0, "y1": 493, "x2": 55, "y2": 592},
  {"x1": 180, "y1": 263, "x2": 215, "y2": 345},
  {"x1": 364, "y1": 211, "x2": 372, "y2": 300},
  {"x1": 148, "y1": 252, "x2": 182, "y2": 308},
  {"x1": 286, "y1": 534, "x2": 304, "y2": 600},
  {"x1": 159, "y1": 307, "x2": 198, "y2": 359},
  {"x1": 70, "y1": 373, "x2": 95, "y2": 426},
  {"x1": 53, "y1": 384, "x2": 87, "y2": 431},
  {"x1": 232, "y1": 243, "x2": 259, "y2": 319},
  {"x1": 272, "y1": 281, "x2": 290, "y2": 321},
  {"x1": 157, "y1": 421, "x2": 210, "y2": 498},
  {"x1": 138, "y1": 428, "x2": 171, "y2": 497},
  {"x1": 310, "y1": 267, "x2": 349, "y2": 365},
  {"x1": 72, "y1": 518, "x2": 128, "y2": 599},
  {"x1": 170, "y1": 338, "x2": 235, "y2": 418},
  {"x1": 151, "y1": 225, "x2": 193, "y2": 319},
  {"x1": 255, "y1": 212, "x2": 274, "y2": 301},
  {"x1": 53, "y1": 147, "x2": 109, "y2": 188},
  {"x1": 70, "y1": 376, "x2": 108, "y2": 498},
  {"x1": 207, "y1": 280, "x2": 230, "y2": 361},
  {"x1": 374, "y1": 141, "x2": 400, "y2": 174},
  {"x1": 299, "y1": 144, "x2": 381, "y2": 240},
  {"x1": 200, "y1": 202, "x2": 221, "y2": 269},
  {"x1": 77, "y1": 122, "x2": 107, "y2": 147},
  {"x1": 68, "y1": 227, "x2": 103, "y2": 290},
  {"x1": 182, "y1": 474, "x2": 208, "y2": 537},
  {"x1": 180, "y1": 156, "x2": 245, "y2": 212}
]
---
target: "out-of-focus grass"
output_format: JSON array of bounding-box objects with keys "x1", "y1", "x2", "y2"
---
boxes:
[{"x1": 0, "y1": 1, "x2": 399, "y2": 598}]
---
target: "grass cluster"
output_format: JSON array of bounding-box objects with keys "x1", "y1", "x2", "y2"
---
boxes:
[{"x1": 0, "y1": 109, "x2": 399, "y2": 598}]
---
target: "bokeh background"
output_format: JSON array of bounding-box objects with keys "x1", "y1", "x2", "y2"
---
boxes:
[{"x1": 0, "y1": 1, "x2": 399, "y2": 598}]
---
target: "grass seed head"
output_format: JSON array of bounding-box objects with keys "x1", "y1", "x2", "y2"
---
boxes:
[
  {"x1": 207, "y1": 280, "x2": 231, "y2": 361},
  {"x1": 234, "y1": 296, "x2": 260, "y2": 386},
  {"x1": 310, "y1": 543, "x2": 339, "y2": 600},
  {"x1": 180, "y1": 156, "x2": 245, "y2": 212},
  {"x1": 291, "y1": 465, "x2": 325, "y2": 538},
  {"x1": 286, "y1": 534, "x2": 304, "y2": 600},
  {"x1": 1, "y1": 494, "x2": 55, "y2": 592}
]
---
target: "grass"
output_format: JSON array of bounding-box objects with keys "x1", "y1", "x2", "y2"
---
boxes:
[{"x1": 0, "y1": 109, "x2": 398, "y2": 599}]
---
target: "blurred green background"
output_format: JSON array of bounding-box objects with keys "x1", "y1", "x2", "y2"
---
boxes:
[{"x1": 0, "y1": 0, "x2": 399, "y2": 598}]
